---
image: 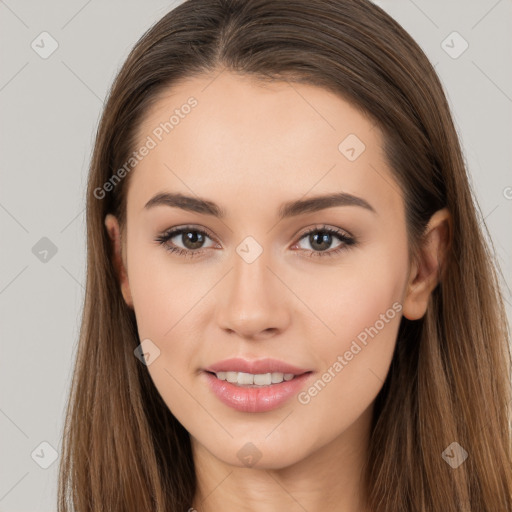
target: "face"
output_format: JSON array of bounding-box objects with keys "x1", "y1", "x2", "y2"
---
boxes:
[{"x1": 107, "y1": 71, "x2": 416, "y2": 469}]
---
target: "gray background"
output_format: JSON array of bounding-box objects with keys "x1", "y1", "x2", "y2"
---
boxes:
[{"x1": 1, "y1": 0, "x2": 511, "y2": 510}]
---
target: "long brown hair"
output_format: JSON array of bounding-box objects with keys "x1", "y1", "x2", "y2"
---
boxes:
[{"x1": 57, "y1": 0, "x2": 512, "y2": 510}]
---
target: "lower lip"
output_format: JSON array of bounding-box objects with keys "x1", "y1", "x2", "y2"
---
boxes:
[{"x1": 203, "y1": 371, "x2": 313, "y2": 412}]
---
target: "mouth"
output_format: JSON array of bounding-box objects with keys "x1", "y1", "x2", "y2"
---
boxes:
[
  {"x1": 205, "y1": 370, "x2": 309, "y2": 387},
  {"x1": 201, "y1": 357, "x2": 314, "y2": 412}
]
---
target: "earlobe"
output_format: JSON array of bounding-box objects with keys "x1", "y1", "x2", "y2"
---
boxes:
[
  {"x1": 402, "y1": 208, "x2": 451, "y2": 320},
  {"x1": 104, "y1": 214, "x2": 133, "y2": 308}
]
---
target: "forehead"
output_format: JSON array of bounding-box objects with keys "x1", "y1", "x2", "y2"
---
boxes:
[{"x1": 127, "y1": 71, "x2": 401, "y2": 218}]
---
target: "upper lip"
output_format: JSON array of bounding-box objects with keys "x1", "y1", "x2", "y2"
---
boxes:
[{"x1": 204, "y1": 357, "x2": 312, "y2": 375}]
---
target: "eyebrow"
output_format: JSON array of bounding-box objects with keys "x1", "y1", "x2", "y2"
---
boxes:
[{"x1": 144, "y1": 191, "x2": 376, "y2": 219}]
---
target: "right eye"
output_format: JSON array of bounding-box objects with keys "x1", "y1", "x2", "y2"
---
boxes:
[{"x1": 155, "y1": 226, "x2": 218, "y2": 258}]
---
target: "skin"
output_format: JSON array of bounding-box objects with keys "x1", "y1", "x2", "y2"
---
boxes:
[{"x1": 105, "y1": 70, "x2": 450, "y2": 512}]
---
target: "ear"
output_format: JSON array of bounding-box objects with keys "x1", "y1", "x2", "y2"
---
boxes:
[
  {"x1": 104, "y1": 214, "x2": 133, "y2": 308},
  {"x1": 402, "y1": 208, "x2": 451, "y2": 320}
]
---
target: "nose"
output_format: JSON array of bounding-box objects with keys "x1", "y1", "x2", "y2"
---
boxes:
[{"x1": 214, "y1": 247, "x2": 291, "y2": 340}]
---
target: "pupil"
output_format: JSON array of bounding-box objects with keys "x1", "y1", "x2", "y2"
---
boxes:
[
  {"x1": 311, "y1": 232, "x2": 331, "y2": 251},
  {"x1": 184, "y1": 231, "x2": 204, "y2": 249}
]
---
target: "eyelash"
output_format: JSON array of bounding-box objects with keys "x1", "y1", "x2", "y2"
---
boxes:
[{"x1": 155, "y1": 224, "x2": 356, "y2": 259}]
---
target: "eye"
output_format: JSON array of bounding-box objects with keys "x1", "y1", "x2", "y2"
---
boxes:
[
  {"x1": 292, "y1": 224, "x2": 356, "y2": 258},
  {"x1": 155, "y1": 226, "x2": 217, "y2": 259}
]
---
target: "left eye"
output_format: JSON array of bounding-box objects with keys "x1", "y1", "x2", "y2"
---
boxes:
[
  {"x1": 293, "y1": 226, "x2": 355, "y2": 255},
  {"x1": 155, "y1": 225, "x2": 356, "y2": 259}
]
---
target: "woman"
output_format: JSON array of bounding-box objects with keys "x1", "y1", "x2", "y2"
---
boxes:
[{"x1": 58, "y1": 0, "x2": 512, "y2": 510}]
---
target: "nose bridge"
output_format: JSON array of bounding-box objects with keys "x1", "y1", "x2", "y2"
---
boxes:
[
  {"x1": 215, "y1": 235, "x2": 289, "y2": 337},
  {"x1": 229, "y1": 237, "x2": 276, "y2": 307}
]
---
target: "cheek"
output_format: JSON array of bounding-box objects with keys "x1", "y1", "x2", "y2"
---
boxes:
[
  {"x1": 125, "y1": 235, "x2": 211, "y2": 393},
  {"x1": 299, "y1": 241, "x2": 408, "y2": 351},
  {"x1": 125, "y1": 233, "x2": 197, "y2": 338},
  {"x1": 125, "y1": 241, "x2": 204, "y2": 417},
  {"x1": 295, "y1": 238, "x2": 407, "y2": 406},
  {"x1": 291, "y1": 267, "x2": 405, "y2": 450}
]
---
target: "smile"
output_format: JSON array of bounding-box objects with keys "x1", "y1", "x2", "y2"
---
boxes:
[{"x1": 211, "y1": 371, "x2": 297, "y2": 386}]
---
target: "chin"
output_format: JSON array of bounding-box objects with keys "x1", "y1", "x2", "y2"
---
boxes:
[{"x1": 198, "y1": 433, "x2": 310, "y2": 470}]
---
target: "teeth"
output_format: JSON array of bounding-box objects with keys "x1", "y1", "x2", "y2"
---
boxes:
[
  {"x1": 271, "y1": 372, "x2": 284, "y2": 383},
  {"x1": 225, "y1": 371, "x2": 238, "y2": 383},
  {"x1": 238, "y1": 372, "x2": 254, "y2": 385},
  {"x1": 213, "y1": 371, "x2": 296, "y2": 386},
  {"x1": 254, "y1": 373, "x2": 272, "y2": 385}
]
